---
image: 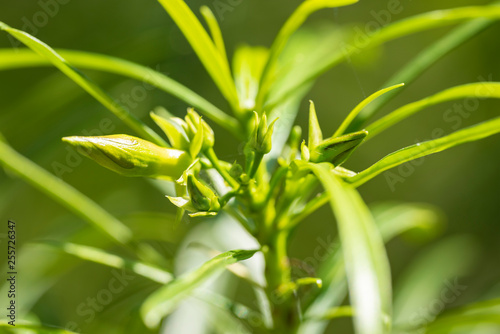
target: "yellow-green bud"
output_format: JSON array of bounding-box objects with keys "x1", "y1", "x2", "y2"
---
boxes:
[
  {"x1": 62, "y1": 135, "x2": 192, "y2": 180},
  {"x1": 187, "y1": 174, "x2": 220, "y2": 212},
  {"x1": 309, "y1": 130, "x2": 368, "y2": 165}
]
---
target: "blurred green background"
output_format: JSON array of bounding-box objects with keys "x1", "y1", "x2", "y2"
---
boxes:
[{"x1": 1, "y1": 0, "x2": 499, "y2": 333}]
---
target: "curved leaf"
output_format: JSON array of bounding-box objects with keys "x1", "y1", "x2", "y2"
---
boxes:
[
  {"x1": 307, "y1": 163, "x2": 391, "y2": 334},
  {"x1": 141, "y1": 249, "x2": 257, "y2": 328},
  {"x1": 266, "y1": 5, "x2": 500, "y2": 108},
  {"x1": 157, "y1": 0, "x2": 239, "y2": 112},
  {"x1": 43, "y1": 241, "x2": 173, "y2": 284},
  {"x1": 366, "y1": 82, "x2": 500, "y2": 139},
  {"x1": 0, "y1": 48, "x2": 240, "y2": 137},
  {"x1": 334, "y1": 83, "x2": 404, "y2": 137},
  {"x1": 346, "y1": 5, "x2": 500, "y2": 132},
  {"x1": 0, "y1": 22, "x2": 166, "y2": 147},
  {"x1": 348, "y1": 117, "x2": 500, "y2": 187},
  {"x1": 256, "y1": 0, "x2": 358, "y2": 107}
]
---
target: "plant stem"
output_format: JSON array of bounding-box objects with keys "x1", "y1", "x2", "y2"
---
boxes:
[
  {"x1": 204, "y1": 147, "x2": 239, "y2": 188},
  {"x1": 262, "y1": 228, "x2": 297, "y2": 333}
]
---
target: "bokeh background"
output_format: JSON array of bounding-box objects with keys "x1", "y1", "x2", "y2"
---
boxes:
[{"x1": 1, "y1": 0, "x2": 499, "y2": 333}]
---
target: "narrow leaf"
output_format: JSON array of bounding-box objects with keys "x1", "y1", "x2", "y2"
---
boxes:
[
  {"x1": 348, "y1": 117, "x2": 500, "y2": 187},
  {"x1": 44, "y1": 241, "x2": 173, "y2": 284},
  {"x1": 0, "y1": 48, "x2": 240, "y2": 137},
  {"x1": 141, "y1": 249, "x2": 257, "y2": 328},
  {"x1": 0, "y1": 22, "x2": 166, "y2": 147},
  {"x1": 307, "y1": 163, "x2": 391, "y2": 334},
  {"x1": 266, "y1": 5, "x2": 500, "y2": 109},
  {"x1": 308, "y1": 100, "x2": 323, "y2": 149},
  {"x1": 157, "y1": 0, "x2": 239, "y2": 112},
  {"x1": 334, "y1": 83, "x2": 404, "y2": 137},
  {"x1": 200, "y1": 6, "x2": 228, "y2": 62},
  {"x1": 257, "y1": 0, "x2": 358, "y2": 107},
  {"x1": 366, "y1": 82, "x2": 500, "y2": 139},
  {"x1": 232, "y1": 45, "x2": 269, "y2": 111},
  {"x1": 346, "y1": 7, "x2": 500, "y2": 132}
]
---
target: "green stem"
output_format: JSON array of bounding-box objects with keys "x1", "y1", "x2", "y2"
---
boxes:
[
  {"x1": 249, "y1": 152, "x2": 265, "y2": 179},
  {"x1": 263, "y1": 229, "x2": 297, "y2": 333},
  {"x1": 204, "y1": 147, "x2": 239, "y2": 188},
  {"x1": 288, "y1": 192, "x2": 329, "y2": 228}
]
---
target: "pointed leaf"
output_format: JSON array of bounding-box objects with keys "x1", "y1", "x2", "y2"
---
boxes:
[
  {"x1": 267, "y1": 5, "x2": 500, "y2": 109},
  {"x1": 256, "y1": 0, "x2": 358, "y2": 106},
  {"x1": 200, "y1": 6, "x2": 227, "y2": 62},
  {"x1": 44, "y1": 241, "x2": 173, "y2": 284},
  {"x1": 334, "y1": 83, "x2": 404, "y2": 137},
  {"x1": 0, "y1": 22, "x2": 166, "y2": 146},
  {"x1": 232, "y1": 45, "x2": 269, "y2": 110},
  {"x1": 349, "y1": 116, "x2": 500, "y2": 187},
  {"x1": 308, "y1": 100, "x2": 323, "y2": 149},
  {"x1": 307, "y1": 163, "x2": 391, "y2": 334},
  {"x1": 141, "y1": 249, "x2": 258, "y2": 328},
  {"x1": 367, "y1": 82, "x2": 500, "y2": 139},
  {"x1": 0, "y1": 48, "x2": 240, "y2": 137},
  {"x1": 156, "y1": 0, "x2": 239, "y2": 112}
]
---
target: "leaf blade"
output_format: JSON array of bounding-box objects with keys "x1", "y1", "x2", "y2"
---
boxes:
[
  {"x1": 0, "y1": 22, "x2": 166, "y2": 146},
  {"x1": 308, "y1": 163, "x2": 392, "y2": 334},
  {"x1": 140, "y1": 249, "x2": 257, "y2": 328},
  {"x1": 348, "y1": 116, "x2": 500, "y2": 187}
]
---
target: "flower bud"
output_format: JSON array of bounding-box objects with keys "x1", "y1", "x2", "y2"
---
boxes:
[
  {"x1": 62, "y1": 135, "x2": 192, "y2": 180},
  {"x1": 187, "y1": 174, "x2": 221, "y2": 212},
  {"x1": 248, "y1": 111, "x2": 277, "y2": 154},
  {"x1": 309, "y1": 130, "x2": 368, "y2": 165}
]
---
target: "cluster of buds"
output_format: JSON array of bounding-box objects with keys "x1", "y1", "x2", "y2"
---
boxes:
[
  {"x1": 63, "y1": 109, "x2": 221, "y2": 217},
  {"x1": 301, "y1": 101, "x2": 367, "y2": 166}
]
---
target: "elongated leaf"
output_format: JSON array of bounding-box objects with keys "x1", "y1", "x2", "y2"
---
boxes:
[
  {"x1": 346, "y1": 3, "x2": 500, "y2": 132},
  {"x1": 348, "y1": 116, "x2": 500, "y2": 187},
  {"x1": 334, "y1": 83, "x2": 404, "y2": 137},
  {"x1": 200, "y1": 6, "x2": 227, "y2": 62},
  {"x1": 366, "y1": 82, "x2": 500, "y2": 139},
  {"x1": 257, "y1": 0, "x2": 358, "y2": 107},
  {"x1": 418, "y1": 299, "x2": 500, "y2": 334},
  {"x1": 300, "y1": 202, "x2": 441, "y2": 334},
  {"x1": 0, "y1": 48, "x2": 240, "y2": 137},
  {"x1": 307, "y1": 163, "x2": 391, "y2": 334},
  {"x1": 44, "y1": 241, "x2": 173, "y2": 284},
  {"x1": 141, "y1": 249, "x2": 257, "y2": 328},
  {"x1": 157, "y1": 0, "x2": 239, "y2": 112},
  {"x1": 0, "y1": 22, "x2": 166, "y2": 147},
  {"x1": 266, "y1": 5, "x2": 500, "y2": 108},
  {"x1": 232, "y1": 45, "x2": 269, "y2": 111}
]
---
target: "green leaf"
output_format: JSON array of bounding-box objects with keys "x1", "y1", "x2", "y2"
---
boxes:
[
  {"x1": 334, "y1": 83, "x2": 404, "y2": 137},
  {"x1": 346, "y1": 5, "x2": 500, "y2": 132},
  {"x1": 0, "y1": 48, "x2": 240, "y2": 138},
  {"x1": 267, "y1": 5, "x2": 500, "y2": 109},
  {"x1": 308, "y1": 100, "x2": 323, "y2": 149},
  {"x1": 300, "y1": 201, "x2": 440, "y2": 334},
  {"x1": 0, "y1": 22, "x2": 166, "y2": 147},
  {"x1": 366, "y1": 82, "x2": 500, "y2": 139},
  {"x1": 200, "y1": 6, "x2": 227, "y2": 62},
  {"x1": 256, "y1": 0, "x2": 358, "y2": 107},
  {"x1": 156, "y1": 0, "x2": 239, "y2": 113},
  {"x1": 411, "y1": 298, "x2": 500, "y2": 334},
  {"x1": 232, "y1": 45, "x2": 269, "y2": 111},
  {"x1": 43, "y1": 241, "x2": 173, "y2": 284},
  {"x1": 307, "y1": 163, "x2": 391, "y2": 334},
  {"x1": 140, "y1": 249, "x2": 258, "y2": 328},
  {"x1": 348, "y1": 116, "x2": 500, "y2": 187}
]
